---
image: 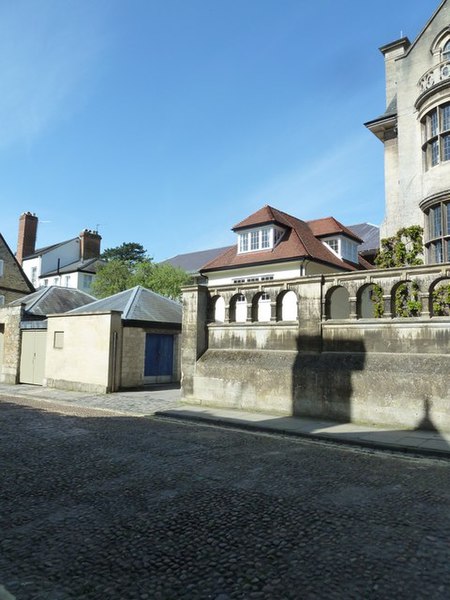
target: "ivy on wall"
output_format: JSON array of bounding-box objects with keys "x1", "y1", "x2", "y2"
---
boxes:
[
  {"x1": 370, "y1": 284, "x2": 384, "y2": 318},
  {"x1": 395, "y1": 281, "x2": 421, "y2": 317},
  {"x1": 375, "y1": 226, "x2": 424, "y2": 269},
  {"x1": 433, "y1": 283, "x2": 450, "y2": 316},
  {"x1": 372, "y1": 226, "x2": 424, "y2": 317}
]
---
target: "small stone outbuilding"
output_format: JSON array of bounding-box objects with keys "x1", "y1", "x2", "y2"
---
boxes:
[
  {"x1": 0, "y1": 286, "x2": 95, "y2": 385},
  {"x1": 45, "y1": 286, "x2": 182, "y2": 393}
]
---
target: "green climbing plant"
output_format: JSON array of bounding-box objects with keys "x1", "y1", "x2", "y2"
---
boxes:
[
  {"x1": 372, "y1": 225, "x2": 424, "y2": 317},
  {"x1": 370, "y1": 284, "x2": 385, "y2": 318},
  {"x1": 375, "y1": 225, "x2": 424, "y2": 268},
  {"x1": 432, "y1": 282, "x2": 450, "y2": 316},
  {"x1": 394, "y1": 281, "x2": 422, "y2": 317}
]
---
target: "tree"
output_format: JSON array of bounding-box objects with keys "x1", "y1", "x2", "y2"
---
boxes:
[
  {"x1": 101, "y1": 242, "x2": 148, "y2": 266},
  {"x1": 132, "y1": 262, "x2": 191, "y2": 300},
  {"x1": 92, "y1": 242, "x2": 191, "y2": 300},
  {"x1": 91, "y1": 259, "x2": 133, "y2": 298}
]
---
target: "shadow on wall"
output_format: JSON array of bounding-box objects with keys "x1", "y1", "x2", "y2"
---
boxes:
[
  {"x1": 287, "y1": 333, "x2": 449, "y2": 452},
  {"x1": 292, "y1": 334, "x2": 366, "y2": 424}
]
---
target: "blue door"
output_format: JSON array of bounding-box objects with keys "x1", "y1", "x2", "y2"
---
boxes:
[{"x1": 144, "y1": 334, "x2": 174, "y2": 377}]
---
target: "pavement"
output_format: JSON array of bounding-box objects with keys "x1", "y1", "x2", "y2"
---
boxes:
[{"x1": 0, "y1": 382, "x2": 449, "y2": 458}]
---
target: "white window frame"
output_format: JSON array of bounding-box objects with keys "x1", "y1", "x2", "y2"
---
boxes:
[
  {"x1": 0, "y1": 259, "x2": 4, "y2": 277},
  {"x1": 237, "y1": 226, "x2": 284, "y2": 254}
]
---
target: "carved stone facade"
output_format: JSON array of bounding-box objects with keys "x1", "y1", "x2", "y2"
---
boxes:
[{"x1": 366, "y1": 0, "x2": 450, "y2": 264}]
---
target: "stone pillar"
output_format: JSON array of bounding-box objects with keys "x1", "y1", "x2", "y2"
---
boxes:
[
  {"x1": 181, "y1": 285, "x2": 208, "y2": 399},
  {"x1": 297, "y1": 277, "x2": 323, "y2": 352},
  {"x1": 0, "y1": 305, "x2": 24, "y2": 384},
  {"x1": 383, "y1": 295, "x2": 392, "y2": 318},
  {"x1": 419, "y1": 292, "x2": 430, "y2": 317},
  {"x1": 349, "y1": 297, "x2": 358, "y2": 319},
  {"x1": 270, "y1": 301, "x2": 277, "y2": 322}
]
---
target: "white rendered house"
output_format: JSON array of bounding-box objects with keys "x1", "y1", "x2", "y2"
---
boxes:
[{"x1": 16, "y1": 212, "x2": 103, "y2": 294}]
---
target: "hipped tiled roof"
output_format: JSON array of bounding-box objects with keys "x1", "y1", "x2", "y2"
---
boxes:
[
  {"x1": 202, "y1": 205, "x2": 363, "y2": 272},
  {"x1": 68, "y1": 285, "x2": 182, "y2": 324}
]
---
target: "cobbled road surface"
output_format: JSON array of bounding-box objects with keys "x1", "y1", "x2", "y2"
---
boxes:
[{"x1": 1, "y1": 397, "x2": 449, "y2": 600}]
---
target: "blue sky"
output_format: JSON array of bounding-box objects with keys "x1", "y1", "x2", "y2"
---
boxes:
[{"x1": 0, "y1": 0, "x2": 439, "y2": 261}]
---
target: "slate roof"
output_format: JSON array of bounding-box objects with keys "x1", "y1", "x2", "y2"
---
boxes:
[
  {"x1": 9, "y1": 286, "x2": 96, "y2": 317},
  {"x1": 161, "y1": 246, "x2": 233, "y2": 273},
  {"x1": 42, "y1": 257, "x2": 104, "y2": 277},
  {"x1": 68, "y1": 286, "x2": 182, "y2": 325},
  {"x1": 348, "y1": 223, "x2": 380, "y2": 253},
  {"x1": 24, "y1": 238, "x2": 78, "y2": 260},
  {"x1": 202, "y1": 206, "x2": 364, "y2": 273}
]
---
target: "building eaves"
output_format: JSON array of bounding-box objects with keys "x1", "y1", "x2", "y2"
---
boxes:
[{"x1": 42, "y1": 257, "x2": 103, "y2": 277}]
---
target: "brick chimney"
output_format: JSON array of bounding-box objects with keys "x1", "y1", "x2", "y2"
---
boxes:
[
  {"x1": 16, "y1": 212, "x2": 38, "y2": 264},
  {"x1": 79, "y1": 229, "x2": 101, "y2": 260}
]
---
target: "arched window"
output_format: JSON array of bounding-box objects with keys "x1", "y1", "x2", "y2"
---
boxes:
[
  {"x1": 326, "y1": 286, "x2": 350, "y2": 319},
  {"x1": 357, "y1": 283, "x2": 383, "y2": 318},
  {"x1": 252, "y1": 292, "x2": 271, "y2": 322},
  {"x1": 430, "y1": 277, "x2": 450, "y2": 316},
  {"x1": 229, "y1": 294, "x2": 247, "y2": 323},
  {"x1": 212, "y1": 296, "x2": 225, "y2": 323},
  {"x1": 443, "y1": 40, "x2": 450, "y2": 61},
  {"x1": 392, "y1": 281, "x2": 421, "y2": 318},
  {"x1": 277, "y1": 290, "x2": 298, "y2": 321}
]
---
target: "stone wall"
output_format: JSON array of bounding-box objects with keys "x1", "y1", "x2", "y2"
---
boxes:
[
  {"x1": 0, "y1": 236, "x2": 33, "y2": 304},
  {"x1": 0, "y1": 306, "x2": 24, "y2": 384},
  {"x1": 182, "y1": 264, "x2": 450, "y2": 432}
]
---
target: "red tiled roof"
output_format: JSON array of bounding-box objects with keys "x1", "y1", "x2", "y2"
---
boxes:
[
  {"x1": 233, "y1": 205, "x2": 282, "y2": 230},
  {"x1": 307, "y1": 217, "x2": 363, "y2": 243},
  {"x1": 202, "y1": 205, "x2": 363, "y2": 273}
]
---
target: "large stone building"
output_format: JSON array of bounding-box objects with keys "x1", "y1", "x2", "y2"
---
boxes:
[{"x1": 366, "y1": 0, "x2": 450, "y2": 263}]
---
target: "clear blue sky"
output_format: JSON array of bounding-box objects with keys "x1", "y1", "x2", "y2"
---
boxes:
[{"x1": 0, "y1": 0, "x2": 438, "y2": 261}]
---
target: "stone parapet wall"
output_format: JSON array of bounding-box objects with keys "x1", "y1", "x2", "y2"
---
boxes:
[{"x1": 181, "y1": 265, "x2": 450, "y2": 432}]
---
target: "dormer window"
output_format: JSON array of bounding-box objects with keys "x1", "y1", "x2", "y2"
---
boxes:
[
  {"x1": 237, "y1": 225, "x2": 284, "y2": 254},
  {"x1": 323, "y1": 236, "x2": 358, "y2": 263}
]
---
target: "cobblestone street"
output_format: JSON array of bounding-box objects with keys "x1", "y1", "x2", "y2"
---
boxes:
[{"x1": 1, "y1": 398, "x2": 450, "y2": 600}]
